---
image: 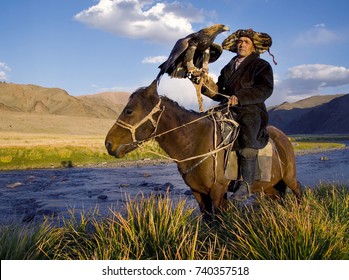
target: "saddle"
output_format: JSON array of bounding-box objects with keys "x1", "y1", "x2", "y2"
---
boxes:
[
  {"x1": 212, "y1": 107, "x2": 273, "y2": 182},
  {"x1": 225, "y1": 140, "x2": 273, "y2": 182}
]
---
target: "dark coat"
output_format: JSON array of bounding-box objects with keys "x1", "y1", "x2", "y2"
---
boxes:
[{"x1": 213, "y1": 52, "x2": 273, "y2": 150}]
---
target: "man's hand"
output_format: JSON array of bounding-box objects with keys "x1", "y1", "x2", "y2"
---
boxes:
[{"x1": 228, "y1": 95, "x2": 239, "y2": 106}]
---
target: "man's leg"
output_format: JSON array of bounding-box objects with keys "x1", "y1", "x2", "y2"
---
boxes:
[{"x1": 231, "y1": 148, "x2": 258, "y2": 201}]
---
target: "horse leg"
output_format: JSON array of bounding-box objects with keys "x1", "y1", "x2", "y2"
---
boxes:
[
  {"x1": 210, "y1": 182, "x2": 228, "y2": 214},
  {"x1": 282, "y1": 174, "x2": 303, "y2": 202},
  {"x1": 273, "y1": 180, "x2": 287, "y2": 199},
  {"x1": 191, "y1": 190, "x2": 213, "y2": 220}
]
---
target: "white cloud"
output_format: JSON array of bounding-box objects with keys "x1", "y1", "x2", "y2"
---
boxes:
[
  {"x1": 0, "y1": 71, "x2": 7, "y2": 81},
  {"x1": 158, "y1": 76, "x2": 218, "y2": 111},
  {"x1": 269, "y1": 64, "x2": 349, "y2": 106},
  {"x1": 0, "y1": 62, "x2": 11, "y2": 72},
  {"x1": 0, "y1": 62, "x2": 11, "y2": 81},
  {"x1": 74, "y1": 0, "x2": 205, "y2": 43},
  {"x1": 287, "y1": 64, "x2": 349, "y2": 88},
  {"x1": 295, "y1": 24, "x2": 342, "y2": 46},
  {"x1": 314, "y1": 23, "x2": 325, "y2": 28},
  {"x1": 142, "y1": 55, "x2": 167, "y2": 64}
]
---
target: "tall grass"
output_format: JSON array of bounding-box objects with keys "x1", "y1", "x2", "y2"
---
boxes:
[
  {"x1": 1, "y1": 184, "x2": 348, "y2": 260},
  {"x1": 213, "y1": 187, "x2": 349, "y2": 259}
]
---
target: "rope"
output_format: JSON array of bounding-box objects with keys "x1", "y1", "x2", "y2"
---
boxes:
[
  {"x1": 135, "y1": 102, "x2": 230, "y2": 145},
  {"x1": 138, "y1": 140, "x2": 234, "y2": 164}
]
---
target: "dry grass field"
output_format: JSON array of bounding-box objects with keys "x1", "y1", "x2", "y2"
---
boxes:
[
  {"x1": 0, "y1": 132, "x2": 105, "y2": 148},
  {"x1": 0, "y1": 109, "x2": 115, "y2": 136},
  {"x1": 0, "y1": 110, "x2": 116, "y2": 169},
  {"x1": 0, "y1": 110, "x2": 167, "y2": 169}
]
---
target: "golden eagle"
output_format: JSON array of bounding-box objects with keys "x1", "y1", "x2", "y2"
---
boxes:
[{"x1": 156, "y1": 24, "x2": 229, "y2": 83}]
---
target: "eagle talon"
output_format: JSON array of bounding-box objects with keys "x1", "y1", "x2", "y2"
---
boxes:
[
  {"x1": 187, "y1": 72, "x2": 201, "y2": 84},
  {"x1": 202, "y1": 67, "x2": 209, "y2": 74},
  {"x1": 187, "y1": 68, "x2": 202, "y2": 77}
]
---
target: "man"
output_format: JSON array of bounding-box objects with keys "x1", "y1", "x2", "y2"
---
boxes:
[{"x1": 200, "y1": 28, "x2": 275, "y2": 200}]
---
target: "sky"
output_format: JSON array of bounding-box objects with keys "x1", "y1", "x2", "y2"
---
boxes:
[{"x1": 1, "y1": 0, "x2": 349, "y2": 110}]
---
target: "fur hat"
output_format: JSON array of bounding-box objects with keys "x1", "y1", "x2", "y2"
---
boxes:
[{"x1": 222, "y1": 28, "x2": 272, "y2": 54}]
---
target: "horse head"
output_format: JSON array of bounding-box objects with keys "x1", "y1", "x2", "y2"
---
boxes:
[{"x1": 105, "y1": 80, "x2": 163, "y2": 157}]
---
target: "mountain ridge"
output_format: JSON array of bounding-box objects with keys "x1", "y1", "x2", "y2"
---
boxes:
[
  {"x1": 268, "y1": 93, "x2": 349, "y2": 134},
  {"x1": 0, "y1": 82, "x2": 128, "y2": 119},
  {"x1": 1, "y1": 82, "x2": 349, "y2": 134}
]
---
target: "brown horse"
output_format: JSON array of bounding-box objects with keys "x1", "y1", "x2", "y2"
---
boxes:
[{"x1": 105, "y1": 80, "x2": 302, "y2": 215}]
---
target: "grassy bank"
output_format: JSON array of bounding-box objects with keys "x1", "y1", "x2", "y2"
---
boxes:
[
  {"x1": 290, "y1": 134, "x2": 348, "y2": 152},
  {"x1": 0, "y1": 133, "x2": 166, "y2": 170},
  {"x1": 292, "y1": 141, "x2": 345, "y2": 152},
  {"x1": 1, "y1": 184, "x2": 348, "y2": 260},
  {"x1": 0, "y1": 133, "x2": 347, "y2": 170}
]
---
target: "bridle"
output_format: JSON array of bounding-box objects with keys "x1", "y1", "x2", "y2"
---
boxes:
[{"x1": 115, "y1": 99, "x2": 164, "y2": 144}]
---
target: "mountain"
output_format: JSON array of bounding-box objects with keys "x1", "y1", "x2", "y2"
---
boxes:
[
  {"x1": 76, "y1": 91, "x2": 129, "y2": 119},
  {"x1": 268, "y1": 94, "x2": 349, "y2": 134},
  {"x1": 77, "y1": 91, "x2": 130, "y2": 106},
  {"x1": 0, "y1": 82, "x2": 129, "y2": 119}
]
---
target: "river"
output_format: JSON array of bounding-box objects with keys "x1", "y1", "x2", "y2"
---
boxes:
[{"x1": 1, "y1": 143, "x2": 348, "y2": 225}]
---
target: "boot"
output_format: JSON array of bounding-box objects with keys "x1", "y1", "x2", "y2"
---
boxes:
[{"x1": 231, "y1": 158, "x2": 256, "y2": 201}]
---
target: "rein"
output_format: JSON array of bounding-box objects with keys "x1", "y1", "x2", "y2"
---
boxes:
[{"x1": 114, "y1": 97, "x2": 239, "y2": 174}]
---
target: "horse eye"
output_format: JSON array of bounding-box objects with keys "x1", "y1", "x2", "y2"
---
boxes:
[{"x1": 124, "y1": 108, "x2": 133, "y2": 116}]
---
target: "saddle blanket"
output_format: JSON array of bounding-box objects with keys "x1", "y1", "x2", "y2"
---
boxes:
[{"x1": 225, "y1": 140, "x2": 273, "y2": 182}]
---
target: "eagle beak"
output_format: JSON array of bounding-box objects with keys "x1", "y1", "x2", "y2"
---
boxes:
[{"x1": 223, "y1": 25, "x2": 230, "y2": 31}]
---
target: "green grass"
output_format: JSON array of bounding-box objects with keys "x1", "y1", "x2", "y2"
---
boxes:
[
  {"x1": 290, "y1": 135, "x2": 348, "y2": 151},
  {"x1": 0, "y1": 140, "x2": 167, "y2": 170},
  {"x1": 1, "y1": 184, "x2": 348, "y2": 260},
  {"x1": 292, "y1": 141, "x2": 345, "y2": 151}
]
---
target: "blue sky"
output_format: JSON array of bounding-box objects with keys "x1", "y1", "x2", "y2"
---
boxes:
[{"x1": 1, "y1": 0, "x2": 349, "y2": 109}]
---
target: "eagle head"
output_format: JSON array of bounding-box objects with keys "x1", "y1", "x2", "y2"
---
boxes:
[{"x1": 204, "y1": 24, "x2": 230, "y2": 35}]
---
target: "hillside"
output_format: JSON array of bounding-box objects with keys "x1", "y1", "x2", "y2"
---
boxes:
[
  {"x1": 0, "y1": 83, "x2": 128, "y2": 119},
  {"x1": 76, "y1": 91, "x2": 129, "y2": 119},
  {"x1": 0, "y1": 109, "x2": 116, "y2": 135},
  {"x1": 268, "y1": 94, "x2": 349, "y2": 134}
]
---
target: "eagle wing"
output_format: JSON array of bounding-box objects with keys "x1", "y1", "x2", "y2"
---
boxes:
[
  {"x1": 156, "y1": 36, "x2": 193, "y2": 81},
  {"x1": 193, "y1": 42, "x2": 222, "y2": 68}
]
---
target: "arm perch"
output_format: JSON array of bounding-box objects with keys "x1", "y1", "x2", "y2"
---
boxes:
[{"x1": 190, "y1": 73, "x2": 218, "y2": 112}]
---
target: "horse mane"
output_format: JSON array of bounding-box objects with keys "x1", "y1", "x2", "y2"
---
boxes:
[
  {"x1": 129, "y1": 87, "x2": 147, "y2": 100},
  {"x1": 131, "y1": 86, "x2": 205, "y2": 122},
  {"x1": 160, "y1": 95, "x2": 204, "y2": 117}
]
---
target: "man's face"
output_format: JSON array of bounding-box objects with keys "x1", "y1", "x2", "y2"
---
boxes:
[{"x1": 237, "y1": 36, "x2": 255, "y2": 57}]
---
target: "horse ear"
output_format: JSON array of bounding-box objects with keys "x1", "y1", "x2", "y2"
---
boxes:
[
  {"x1": 150, "y1": 79, "x2": 158, "y2": 93},
  {"x1": 145, "y1": 79, "x2": 159, "y2": 98}
]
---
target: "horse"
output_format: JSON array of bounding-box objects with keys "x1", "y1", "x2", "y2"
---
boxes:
[{"x1": 105, "y1": 80, "x2": 302, "y2": 215}]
